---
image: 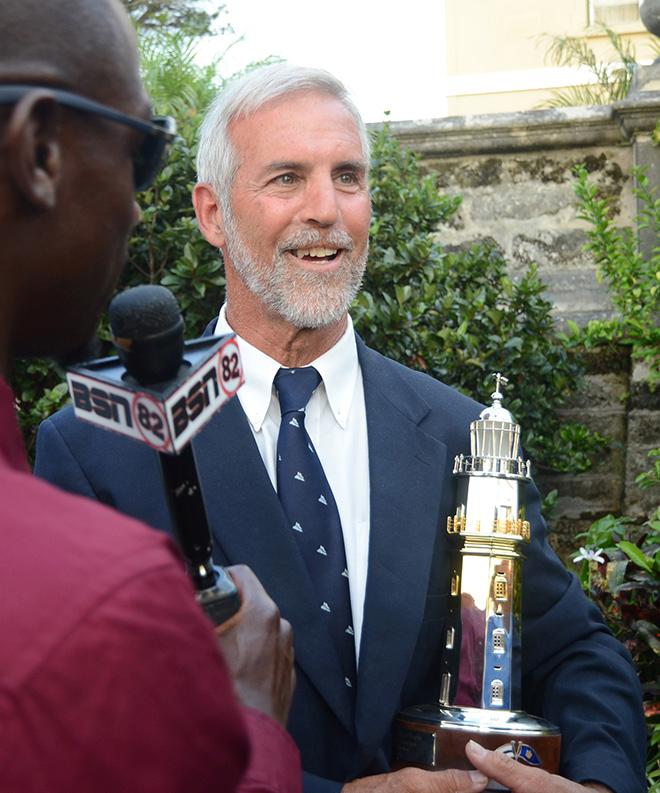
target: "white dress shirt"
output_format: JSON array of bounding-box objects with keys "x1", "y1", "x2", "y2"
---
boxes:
[{"x1": 214, "y1": 305, "x2": 370, "y2": 662}]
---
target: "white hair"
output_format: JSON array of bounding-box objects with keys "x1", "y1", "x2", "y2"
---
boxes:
[{"x1": 196, "y1": 62, "x2": 370, "y2": 208}]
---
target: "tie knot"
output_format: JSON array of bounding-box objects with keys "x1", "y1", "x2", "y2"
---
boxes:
[{"x1": 274, "y1": 367, "x2": 322, "y2": 415}]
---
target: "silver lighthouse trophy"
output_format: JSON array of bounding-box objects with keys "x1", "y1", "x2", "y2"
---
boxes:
[{"x1": 393, "y1": 374, "x2": 560, "y2": 789}]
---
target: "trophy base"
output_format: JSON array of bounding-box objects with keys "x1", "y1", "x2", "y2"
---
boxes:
[{"x1": 393, "y1": 704, "x2": 560, "y2": 791}]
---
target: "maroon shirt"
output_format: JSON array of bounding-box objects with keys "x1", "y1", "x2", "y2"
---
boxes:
[{"x1": 0, "y1": 379, "x2": 300, "y2": 793}]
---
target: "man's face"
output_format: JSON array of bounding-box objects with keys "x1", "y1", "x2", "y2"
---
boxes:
[
  {"x1": 222, "y1": 90, "x2": 371, "y2": 329},
  {"x1": 47, "y1": 117, "x2": 151, "y2": 363},
  {"x1": 58, "y1": 113, "x2": 144, "y2": 350}
]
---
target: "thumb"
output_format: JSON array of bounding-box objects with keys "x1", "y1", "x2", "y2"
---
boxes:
[{"x1": 465, "y1": 740, "x2": 557, "y2": 792}]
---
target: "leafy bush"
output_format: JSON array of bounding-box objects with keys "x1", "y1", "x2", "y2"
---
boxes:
[
  {"x1": 11, "y1": 361, "x2": 70, "y2": 460},
  {"x1": 121, "y1": 32, "x2": 227, "y2": 335},
  {"x1": 567, "y1": 164, "x2": 660, "y2": 388}
]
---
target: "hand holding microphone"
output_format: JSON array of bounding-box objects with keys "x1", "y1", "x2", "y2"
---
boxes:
[{"x1": 215, "y1": 565, "x2": 296, "y2": 727}]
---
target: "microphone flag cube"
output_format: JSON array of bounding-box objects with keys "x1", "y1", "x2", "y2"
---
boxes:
[{"x1": 66, "y1": 334, "x2": 243, "y2": 454}]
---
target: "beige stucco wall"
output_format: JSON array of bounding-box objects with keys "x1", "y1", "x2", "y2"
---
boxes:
[
  {"x1": 446, "y1": 0, "x2": 658, "y2": 114},
  {"x1": 449, "y1": 90, "x2": 564, "y2": 115}
]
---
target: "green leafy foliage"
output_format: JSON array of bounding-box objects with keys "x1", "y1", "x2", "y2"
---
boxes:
[
  {"x1": 541, "y1": 488, "x2": 559, "y2": 521},
  {"x1": 651, "y1": 726, "x2": 660, "y2": 793},
  {"x1": 356, "y1": 124, "x2": 597, "y2": 470},
  {"x1": 121, "y1": 0, "x2": 223, "y2": 37},
  {"x1": 637, "y1": 449, "x2": 660, "y2": 492},
  {"x1": 572, "y1": 163, "x2": 660, "y2": 387},
  {"x1": 539, "y1": 421, "x2": 609, "y2": 473},
  {"x1": 572, "y1": 510, "x2": 660, "y2": 787},
  {"x1": 11, "y1": 361, "x2": 70, "y2": 460},
  {"x1": 120, "y1": 31, "x2": 227, "y2": 336},
  {"x1": 574, "y1": 165, "x2": 659, "y2": 321}
]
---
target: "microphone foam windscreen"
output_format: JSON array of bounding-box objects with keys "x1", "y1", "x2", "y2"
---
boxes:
[{"x1": 109, "y1": 285, "x2": 181, "y2": 341}]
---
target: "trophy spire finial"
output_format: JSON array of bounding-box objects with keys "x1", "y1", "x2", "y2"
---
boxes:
[
  {"x1": 479, "y1": 372, "x2": 515, "y2": 426},
  {"x1": 491, "y1": 372, "x2": 508, "y2": 405}
]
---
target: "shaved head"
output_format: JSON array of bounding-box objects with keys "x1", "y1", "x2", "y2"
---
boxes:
[
  {"x1": 0, "y1": 0, "x2": 141, "y2": 105},
  {"x1": 0, "y1": 0, "x2": 149, "y2": 370}
]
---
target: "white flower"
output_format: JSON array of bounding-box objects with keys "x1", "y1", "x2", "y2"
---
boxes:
[{"x1": 573, "y1": 547, "x2": 605, "y2": 564}]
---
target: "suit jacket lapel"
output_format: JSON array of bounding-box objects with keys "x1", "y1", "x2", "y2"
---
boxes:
[
  {"x1": 192, "y1": 393, "x2": 355, "y2": 734},
  {"x1": 354, "y1": 340, "x2": 448, "y2": 752}
]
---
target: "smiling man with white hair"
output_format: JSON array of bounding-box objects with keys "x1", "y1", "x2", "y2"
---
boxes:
[{"x1": 195, "y1": 63, "x2": 372, "y2": 342}]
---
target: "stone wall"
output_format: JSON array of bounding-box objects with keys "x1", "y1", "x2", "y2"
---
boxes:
[
  {"x1": 537, "y1": 349, "x2": 659, "y2": 559},
  {"x1": 379, "y1": 95, "x2": 660, "y2": 559}
]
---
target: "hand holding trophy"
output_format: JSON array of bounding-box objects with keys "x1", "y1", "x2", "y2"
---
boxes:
[{"x1": 393, "y1": 374, "x2": 561, "y2": 791}]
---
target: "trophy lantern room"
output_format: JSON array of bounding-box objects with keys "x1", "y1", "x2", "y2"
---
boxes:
[{"x1": 449, "y1": 373, "x2": 531, "y2": 541}]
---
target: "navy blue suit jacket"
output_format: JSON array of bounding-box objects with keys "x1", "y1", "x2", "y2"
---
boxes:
[{"x1": 35, "y1": 336, "x2": 647, "y2": 793}]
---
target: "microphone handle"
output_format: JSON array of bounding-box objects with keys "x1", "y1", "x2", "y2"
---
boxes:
[{"x1": 158, "y1": 445, "x2": 241, "y2": 625}]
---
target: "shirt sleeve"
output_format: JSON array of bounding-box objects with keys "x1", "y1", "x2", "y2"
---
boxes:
[
  {"x1": 239, "y1": 707, "x2": 302, "y2": 793},
  {"x1": 1, "y1": 563, "x2": 251, "y2": 793}
]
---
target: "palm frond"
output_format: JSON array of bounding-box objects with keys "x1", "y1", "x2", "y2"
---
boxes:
[
  {"x1": 540, "y1": 24, "x2": 646, "y2": 107},
  {"x1": 544, "y1": 33, "x2": 599, "y2": 70},
  {"x1": 541, "y1": 84, "x2": 610, "y2": 108}
]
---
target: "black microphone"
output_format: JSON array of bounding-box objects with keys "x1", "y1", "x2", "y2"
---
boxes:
[
  {"x1": 109, "y1": 284, "x2": 185, "y2": 385},
  {"x1": 67, "y1": 285, "x2": 242, "y2": 625}
]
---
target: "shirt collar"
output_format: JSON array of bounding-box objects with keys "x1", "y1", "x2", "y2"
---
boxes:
[
  {"x1": 214, "y1": 305, "x2": 359, "y2": 431},
  {"x1": 311, "y1": 317, "x2": 358, "y2": 430}
]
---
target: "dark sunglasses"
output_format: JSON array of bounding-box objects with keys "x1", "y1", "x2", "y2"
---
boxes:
[{"x1": 0, "y1": 84, "x2": 177, "y2": 191}]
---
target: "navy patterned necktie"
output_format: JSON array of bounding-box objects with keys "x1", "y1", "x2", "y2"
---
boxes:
[{"x1": 274, "y1": 366, "x2": 357, "y2": 695}]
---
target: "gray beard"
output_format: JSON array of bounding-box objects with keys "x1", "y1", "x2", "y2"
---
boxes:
[{"x1": 223, "y1": 207, "x2": 367, "y2": 329}]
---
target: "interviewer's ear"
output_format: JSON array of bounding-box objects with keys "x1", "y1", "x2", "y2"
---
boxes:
[
  {"x1": 5, "y1": 90, "x2": 61, "y2": 211},
  {"x1": 193, "y1": 182, "x2": 226, "y2": 249}
]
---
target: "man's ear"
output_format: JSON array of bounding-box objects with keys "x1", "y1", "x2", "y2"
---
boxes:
[
  {"x1": 193, "y1": 182, "x2": 226, "y2": 249},
  {"x1": 5, "y1": 90, "x2": 61, "y2": 211}
]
